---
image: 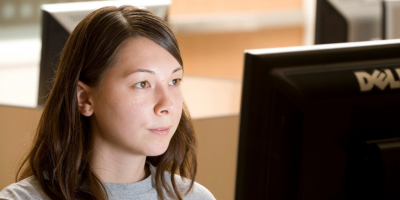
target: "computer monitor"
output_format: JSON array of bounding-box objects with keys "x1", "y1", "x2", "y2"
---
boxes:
[
  {"x1": 315, "y1": 0, "x2": 382, "y2": 44},
  {"x1": 383, "y1": 0, "x2": 400, "y2": 39},
  {"x1": 38, "y1": 0, "x2": 170, "y2": 106},
  {"x1": 235, "y1": 39, "x2": 400, "y2": 199}
]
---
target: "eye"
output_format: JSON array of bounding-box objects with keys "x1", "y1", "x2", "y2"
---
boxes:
[
  {"x1": 133, "y1": 81, "x2": 150, "y2": 88},
  {"x1": 169, "y1": 78, "x2": 182, "y2": 86}
]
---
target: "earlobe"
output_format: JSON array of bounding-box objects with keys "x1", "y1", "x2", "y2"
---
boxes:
[{"x1": 77, "y1": 81, "x2": 93, "y2": 116}]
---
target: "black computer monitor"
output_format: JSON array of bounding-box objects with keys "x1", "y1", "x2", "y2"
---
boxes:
[
  {"x1": 38, "y1": 0, "x2": 170, "y2": 106},
  {"x1": 383, "y1": 0, "x2": 400, "y2": 40},
  {"x1": 315, "y1": 0, "x2": 382, "y2": 44},
  {"x1": 235, "y1": 39, "x2": 400, "y2": 199}
]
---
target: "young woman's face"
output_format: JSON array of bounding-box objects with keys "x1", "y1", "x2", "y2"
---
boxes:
[{"x1": 87, "y1": 37, "x2": 183, "y2": 157}]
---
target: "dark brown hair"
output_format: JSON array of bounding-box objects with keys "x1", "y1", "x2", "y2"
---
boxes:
[{"x1": 16, "y1": 5, "x2": 197, "y2": 200}]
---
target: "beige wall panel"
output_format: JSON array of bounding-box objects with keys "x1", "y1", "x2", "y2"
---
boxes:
[
  {"x1": 0, "y1": 105, "x2": 42, "y2": 190},
  {"x1": 170, "y1": 0, "x2": 302, "y2": 15},
  {"x1": 177, "y1": 27, "x2": 303, "y2": 79},
  {"x1": 192, "y1": 116, "x2": 240, "y2": 200}
]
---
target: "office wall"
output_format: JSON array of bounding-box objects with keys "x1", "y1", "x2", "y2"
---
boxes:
[
  {"x1": 0, "y1": 0, "x2": 302, "y2": 26},
  {"x1": 170, "y1": 0, "x2": 304, "y2": 79},
  {"x1": 176, "y1": 27, "x2": 303, "y2": 79},
  {"x1": 193, "y1": 116, "x2": 240, "y2": 200},
  {"x1": 170, "y1": 0, "x2": 302, "y2": 14},
  {"x1": 0, "y1": 105, "x2": 41, "y2": 188}
]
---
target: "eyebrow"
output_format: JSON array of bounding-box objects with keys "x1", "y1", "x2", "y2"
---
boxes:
[{"x1": 122, "y1": 67, "x2": 182, "y2": 78}]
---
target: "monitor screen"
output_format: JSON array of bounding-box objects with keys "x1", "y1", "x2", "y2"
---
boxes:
[
  {"x1": 235, "y1": 39, "x2": 400, "y2": 199},
  {"x1": 38, "y1": 0, "x2": 170, "y2": 106}
]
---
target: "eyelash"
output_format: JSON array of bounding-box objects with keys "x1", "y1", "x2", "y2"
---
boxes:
[{"x1": 133, "y1": 79, "x2": 182, "y2": 89}]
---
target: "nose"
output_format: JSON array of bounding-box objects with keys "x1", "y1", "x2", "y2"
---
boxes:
[{"x1": 154, "y1": 85, "x2": 175, "y2": 115}]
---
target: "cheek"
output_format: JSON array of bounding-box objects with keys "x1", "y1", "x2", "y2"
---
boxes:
[
  {"x1": 122, "y1": 91, "x2": 154, "y2": 117},
  {"x1": 97, "y1": 87, "x2": 147, "y2": 129},
  {"x1": 125, "y1": 97, "x2": 151, "y2": 118},
  {"x1": 172, "y1": 89, "x2": 184, "y2": 110},
  {"x1": 172, "y1": 90, "x2": 184, "y2": 123}
]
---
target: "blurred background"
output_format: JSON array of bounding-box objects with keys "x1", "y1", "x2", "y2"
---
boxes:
[{"x1": 0, "y1": 0, "x2": 329, "y2": 199}]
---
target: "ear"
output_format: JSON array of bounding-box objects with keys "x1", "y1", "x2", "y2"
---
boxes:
[{"x1": 77, "y1": 81, "x2": 94, "y2": 116}]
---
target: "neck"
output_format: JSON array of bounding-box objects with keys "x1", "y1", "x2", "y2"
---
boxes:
[{"x1": 89, "y1": 137, "x2": 150, "y2": 184}]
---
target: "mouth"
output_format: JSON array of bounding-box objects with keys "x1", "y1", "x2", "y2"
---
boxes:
[{"x1": 148, "y1": 126, "x2": 171, "y2": 136}]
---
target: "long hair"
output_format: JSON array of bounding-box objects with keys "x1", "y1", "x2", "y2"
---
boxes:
[{"x1": 16, "y1": 5, "x2": 197, "y2": 200}]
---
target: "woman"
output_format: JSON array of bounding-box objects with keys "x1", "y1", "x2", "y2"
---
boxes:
[{"x1": 0, "y1": 5, "x2": 215, "y2": 200}]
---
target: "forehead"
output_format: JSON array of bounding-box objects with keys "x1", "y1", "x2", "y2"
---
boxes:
[{"x1": 111, "y1": 37, "x2": 181, "y2": 74}]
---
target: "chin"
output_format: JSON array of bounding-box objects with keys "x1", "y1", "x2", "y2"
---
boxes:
[{"x1": 146, "y1": 143, "x2": 170, "y2": 156}]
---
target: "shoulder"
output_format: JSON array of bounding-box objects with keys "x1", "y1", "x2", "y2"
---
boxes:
[
  {"x1": 147, "y1": 162, "x2": 215, "y2": 200},
  {"x1": 0, "y1": 176, "x2": 50, "y2": 200},
  {"x1": 185, "y1": 180, "x2": 216, "y2": 200},
  {"x1": 170, "y1": 174, "x2": 216, "y2": 200}
]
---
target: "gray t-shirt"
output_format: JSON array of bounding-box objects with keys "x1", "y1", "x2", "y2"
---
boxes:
[{"x1": 0, "y1": 163, "x2": 215, "y2": 200}]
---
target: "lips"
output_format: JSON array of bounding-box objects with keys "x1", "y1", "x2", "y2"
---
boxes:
[{"x1": 148, "y1": 126, "x2": 171, "y2": 136}]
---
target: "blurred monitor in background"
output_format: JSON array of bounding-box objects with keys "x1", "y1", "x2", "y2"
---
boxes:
[
  {"x1": 38, "y1": 0, "x2": 170, "y2": 106},
  {"x1": 315, "y1": 0, "x2": 400, "y2": 44},
  {"x1": 235, "y1": 39, "x2": 400, "y2": 199},
  {"x1": 383, "y1": 0, "x2": 400, "y2": 40}
]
